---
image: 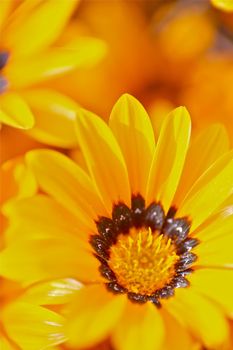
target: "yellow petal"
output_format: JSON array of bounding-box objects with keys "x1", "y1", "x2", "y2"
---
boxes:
[
  {"x1": 2, "y1": 302, "x2": 66, "y2": 350},
  {"x1": 3, "y1": 194, "x2": 90, "y2": 243},
  {"x1": 66, "y1": 284, "x2": 126, "y2": 348},
  {"x1": 0, "y1": 237, "x2": 101, "y2": 285},
  {"x1": 3, "y1": 0, "x2": 77, "y2": 57},
  {"x1": 0, "y1": 0, "x2": 12, "y2": 31},
  {"x1": 190, "y1": 269, "x2": 233, "y2": 317},
  {"x1": 174, "y1": 124, "x2": 229, "y2": 206},
  {"x1": 193, "y1": 232, "x2": 233, "y2": 268},
  {"x1": 166, "y1": 288, "x2": 229, "y2": 348},
  {"x1": 109, "y1": 94, "x2": 155, "y2": 197},
  {"x1": 161, "y1": 309, "x2": 200, "y2": 350},
  {"x1": 0, "y1": 92, "x2": 34, "y2": 129},
  {"x1": 21, "y1": 89, "x2": 78, "y2": 148},
  {"x1": 177, "y1": 151, "x2": 233, "y2": 230},
  {"x1": 0, "y1": 336, "x2": 15, "y2": 350},
  {"x1": 26, "y1": 150, "x2": 106, "y2": 224},
  {"x1": 193, "y1": 205, "x2": 233, "y2": 242},
  {"x1": 211, "y1": 0, "x2": 233, "y2": 12},
  {"x1": 112, "y1": 302, "x2": 164, "y2": 350},
  {"x1": 146, "y1": 107, "x2": 191, "y2": 211},
  {"x1": 75, "y1": 108, "x2": 131, "y2": 213},
  {"x1": 19, "y1": 278, "x2": 83, "y2": 305},
  {"x1": 7, "y1": 37, "x2": 106, "y2": 88}
]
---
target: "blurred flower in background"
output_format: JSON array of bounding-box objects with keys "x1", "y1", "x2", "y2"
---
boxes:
[{"x1": 0, "y1": 0, "x2": 106, "y2": 161}]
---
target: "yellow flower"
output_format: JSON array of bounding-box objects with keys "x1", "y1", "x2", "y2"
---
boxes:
[
  {"x1": 1, "y1": 95, "x2": 233, "y2": 349},
  {"x1": 0, "y1": 0, "x2": 105, "y2": 145},
  {"x1": 211, "y1": 0, "x2": 233, "y2": 12}
]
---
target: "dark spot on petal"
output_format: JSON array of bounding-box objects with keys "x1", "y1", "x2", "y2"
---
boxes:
[
  {"x1": 177, "y1": 238, "x2": 199, "y2": 254},
  {"x1": 127, "y1": 292, "x2": 148, "y2": 303},
  {"x1": 131, "y1": 194, "x2": 145, "y2": 227},
  {"x1": 156, "y1": 285, "x2": 175, "y2": 299},
  {"x1": 99, "y1": 263, "x2": 116, "y2": 281},
  {"x1": 163, "y1": 218, "x2": 190, "y2": 243},
  {"x1": 112, "y1": 203, "x2": 132, "y2": 233},
  {"x1": 90, "y1": 235, "x2": 110, "y2": 260},
  {"x1": 172, "y1": 276, "x2": 190, "y2": 288},
  {"x1": 107, "y1": 282, "x2": 126, "y2": 294},
  {"x1": 96, "y1": 217, "x2": 117, "y2": 244},
  {"x1": 144, "y1": 202, "x2": 165, "y2": 230}
]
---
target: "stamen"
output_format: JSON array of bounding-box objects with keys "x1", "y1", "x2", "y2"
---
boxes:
[{"x1": 91, "y1": 196, "x2": 198, "y2": 306}]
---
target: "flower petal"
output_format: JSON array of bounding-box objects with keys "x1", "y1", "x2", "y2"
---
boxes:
[
  {"x1": 3, "y1": 194, "x2": 90, "y2": 242},
  {"x1": 193, "y1": 232, "x2": 233, "y2": 268},
  {"x1": 22, "y1": 89, "x2": 79, "y2": 148},
  {"x1": 0, "y1": 237, "x2": 101, "y2": 285},
  {"x1": 75, "y1": 108, "x2": 131, "y2": 213},
  {"x1": 174, "y1": 124, "x2": 229, "y2": 206},
  {"x1": 2, "y1": 302, "x2": 66, "y2": 350},
  {"x1": 26, "y1": 150, "x2": 106, "y2": 224},
  {"x1": 177, "y1": 151, "x2": 233, "y2": 230},
  {"x1": 3, "y1": 0, "x2": 77, "y2": 57},
  {"x1": 7, "y1": 37, "x2": 106, "y2": 88},
  {"x1": 165, "y1": 288, "x2": 229, "y2": 348},
  {"x1": 109, "y1": 94, "x2": 155, "y2": 197},
  {"x1": 66, "y1": 284, "x2": 126, "y2": 348},
  {"x1": 0, "y1": 92, "x2": 34, "y2": 129},
  {"x1": 19, "y1": 278, "x2": 83, "y2": 305},
  {"x1": 146, "y1": 107, "x2": 191, "y2": 212},
  {"x1": 112, "y1": 302, "x2": 164, "y2": 350},
  {"x1": 190, "y1": 269, "x2": 233, "y2": 316}
]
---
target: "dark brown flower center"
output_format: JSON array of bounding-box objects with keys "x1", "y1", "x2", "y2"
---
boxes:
[{"x1": 90, "y1": 194, "x2": 199, "y2": 307}]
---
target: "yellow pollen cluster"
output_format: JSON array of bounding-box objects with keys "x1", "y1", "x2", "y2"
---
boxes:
[{"x1": 109, "y1": 227, "x2": 179, "y2": 295}]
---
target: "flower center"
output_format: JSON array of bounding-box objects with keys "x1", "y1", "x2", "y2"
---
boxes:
[
  {"x1": 109, "y1": 227, "x2": 179, "y2": 295},
  {"x1": 90, "y1": 194, "x2": 199, "y2": 306},
  {"x1": 0, "y1": 51, "x2": 9, "y2": 93}
]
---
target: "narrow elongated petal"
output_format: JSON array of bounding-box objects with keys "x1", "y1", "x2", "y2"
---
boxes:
[
  {"x1": 190, "y1": 269, "x2": 233, "y2": 316},
  {"x1": 177, "y1": 151, "x2": 233, "y2": 230},
  {"x1": 2, "y1": 302, "x2": 66, "y2": 350},
  {"x1": 146, "y1": 107, "x2": 191, "y2": 212},
  {"x1": 109, "y1": 94, "x2": 155, "y2": 197},
  {"x1": 2, "y1": 0, "x2": 77, "y2": 57},
  {"x1": 3, "y1": 195, "x2": 91, "y2": 242},
  {"x1": 6, "y1": 38, "x2": 106, "y2": 88},
  {"x1": 19, "y1": 278, "x2": 83, "y2": 305},
  {"x1": 0, "y1": 238, "x2": 101, "y2": 284},
  {"x1": 112, "y1": 302, "x2": 164, "y2": 350},
  {"x1": 26, "y1": 150, "x2": 106, "y2": 224},
  {"x1": 166, "y1": 288, "x2": 229, "y2": 348},
  {"x1": 22, "y1": 89, "x2": 79, "y2": 148},
  {"x1": 0, "y1": 92, "x2": 34, "y2": 129},
  {"x1": 174, "y1": 124, "x2": 229, "y2": 205},
  {"x1": 66, "y1": 285, "x2": 126, "y2": 348},
  {"x1": 75, "y1": 108, "x2": 131, "y2": 213}
]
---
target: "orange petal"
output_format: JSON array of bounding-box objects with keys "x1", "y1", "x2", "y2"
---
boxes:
[
  {"x1": 165, "y1": 288, "x2": 229, "y2": 348},
  {"x1": 0, "y1": 237, "x2": 101, "y2": 285},
  {"x1": 174, "y1": 124, "x2": 229, "y2": 206},
  {"x1": 109, "y1": 94, "x2": 155, "y2": 197},
  {"x1": 75, "y1": 108, "x2": 131, "y2": 213},
  {"x1": 0, "y1": 0, "x2": 12, "y2": 31},
  {"x1": 2, "y1": 302, "x2": 66, "y2": 350},
  {"x1": 26, "y1": 150, "x2": 106, "y2": 224},
  {"x1": 0, "y1": 92, "x2": 34, "y2": 129},
  {"x1": 146, "y1": 107, "x2": 191, "y2": 212},
  {"x1": 66, "y1": 284, "x2": 126, "y2": 348},
  {"x1": 112, "y1": 301, "x2": 164, "y2": 350},
  {"x1": 3, "y1": 0, "x2": 77, "y2": 57},
  {"x1": 177, "y1": 151, "x2": 233, "y2": 231}
]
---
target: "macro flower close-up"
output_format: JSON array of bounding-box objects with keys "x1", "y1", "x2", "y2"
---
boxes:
[
  {"x1": 1, "y1": 94, "x2": 232, "y2": 350},
  {"x1": 1, "y1": 1, "x2": 233, "y2": 350}
]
